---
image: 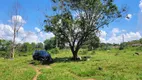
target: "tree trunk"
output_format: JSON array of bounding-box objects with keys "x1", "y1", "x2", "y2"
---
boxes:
[
  {"x1": 11, "y1": 29, "x2": 16, "y2": 59},
  {"x1": 72, "y1": 51, "x2": 78, "y2": 60},
  {"x1": 55, "y1": 35, "x2": 58, "y2": 48},
  {"x1": 12, "y1": 47, "x2": 15, "y2": 58},
  {"x1": 70, "y1": 46, "x2": 80, "y2": 60}
]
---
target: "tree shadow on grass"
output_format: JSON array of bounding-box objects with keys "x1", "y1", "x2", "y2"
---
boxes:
[
  {"x1": 53, "y1": 56, "x2": 91, "y2": 63},
  {"x1": 28, "y1": 56, "x2": 91, "y2": 65},
  {"x1": 29, "y1": 60, "x2": 53, "y2": 65}
]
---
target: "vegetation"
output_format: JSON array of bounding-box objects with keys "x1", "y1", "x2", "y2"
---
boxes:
[
  {"x1": 44, "y1": 37, "x2": 56, "y2": 50},
  {"x1": 0, "y1": 40, "x2": 44, "y2": 58},
  {"x1": 0, "y1": 47, "x2": 142, "y2": 80}
]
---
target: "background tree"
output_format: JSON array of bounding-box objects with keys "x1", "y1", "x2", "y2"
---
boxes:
[
  {"x1": 45, "y1": 0, "x2": 126, "y2": 60},
  {"x1": 36, "y1": 43, "x2": 44, "y2": 50},
  {"x1": 0, "y1": 39, "x2": 11, "y2": 57},
  {"x1": 31, "y1": 42, "x2": 36, "y2": 50},
  {"x1": 44, "y1": 37, "x2": 65, "y2": 50},
  {"x1": 44, "y1": 37, "x2": 56, "y2": 50},
  {"x1": 119, "y1": 42, "x2": 127, "y2": 50}
]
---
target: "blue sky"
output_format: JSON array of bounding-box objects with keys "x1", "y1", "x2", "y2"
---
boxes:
[{"x1": 0, "y1": 0, "x2": 142, "y2": 44}]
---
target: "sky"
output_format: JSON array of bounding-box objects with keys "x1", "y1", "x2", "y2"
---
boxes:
[{"x1": 0, "y1": 0, "x2": 142, "y2": 44}]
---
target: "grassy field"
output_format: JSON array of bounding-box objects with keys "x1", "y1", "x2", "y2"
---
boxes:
[{"x1": 0, "y1": 49, "x2": 142, "y2": 80}]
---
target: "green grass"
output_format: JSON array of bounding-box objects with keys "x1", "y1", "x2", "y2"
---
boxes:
[
  {"x1": 0, "y1": 56, "x2": 36, "y2": 80},
  {"x1": 0, "y1": 49, "x2": 142, "y2": 80}
]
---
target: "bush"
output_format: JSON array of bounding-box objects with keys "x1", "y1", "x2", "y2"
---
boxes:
[
  {"x1": 30, "y1": 60, "x2": 41, "y2": 65},
  {"x1": 91, "y1": 50, "x2": 96, "y2": 55},
  {"x1": 78, "y1": 49, "x2": 88, "y2": 55},
  {"x1": 119, "y1": 43, "x2": 127, "y2": 50},
  {"x1": 49, "y1": 48, "x2": 60, "y2": 54},
  {"x1": 0, "y1": 51, "x2": 9, "y2": 58},
  {"x1": 136, "y1": 46, "x2": 142, "y2": 51}
]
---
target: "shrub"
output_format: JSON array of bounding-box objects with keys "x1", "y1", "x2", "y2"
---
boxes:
[
  {"x1": 78, "y1": 49, "x2": 88, "y2": 55},
  {"x1": 49, "y1": 48, "x2": 60, "y2": 54},
  {"x1": 0, "y1": 51, "x2": 9, "y2": 58},
  {"x1": 119, "y1": 43, "x2": 127, "y2": 50},
  {"x1": 30, "y1": 60, "x2": 41, "y2": 65},
  {"x1": 91, "y1": 50, "x2": 96, "y2": 55}
]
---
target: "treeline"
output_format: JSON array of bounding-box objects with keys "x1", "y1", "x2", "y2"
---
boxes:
[
  {"x1": 0, "y1": 38, "x2": 142, "y2": 58},
  {"x1": 119, "y1": 38, "x2": 142, "y2": 50},
  {"x1": 0, "y1": 39, "x2": 44, "y2": 57},
  {"x1": 98, "y1": 38, "x2": 142, "y2": 50}
]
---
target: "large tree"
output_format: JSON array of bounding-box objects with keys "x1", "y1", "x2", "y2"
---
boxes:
[{"x1": 44, "y1": 0, "x2": 126, "y2": 60}]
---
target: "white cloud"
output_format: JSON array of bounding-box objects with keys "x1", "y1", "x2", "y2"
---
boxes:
[
  {"x1": 0, "y1": 24, "x2": 13, "y2": 40},
  {"x1": 107, "y1": 32, "x2": 141, "y2": 44},
  {"x1": 122, "y1": 30, "x2": 126, "y2": 32},
  {"x1": 0, "y1": 24, "x2": 37, "y2": 43},
  {"x1": 99, "y1": 28, "x2": 142, "y2": 44},
  {"x1": 125, "y1": 14, "x2": 132, "y2": 20},
  {"x1": 9, "y1": 15, "x2": 26, "y2": 24},
  {"x1": 0, "y1": 24, "x2": 54, "y2": 43},
  {"x1": 97, "y1": 30, "x2": 107, "y2": 43},
  {"x1": 139, "y1": 0, "x2": 142, "y2": 12},
  {"x1": 0, "y1": 15, "x2": 55, "y2": 43},
  {"x1": 35, "y1": 27, "x2": 40, "y2": 32},
  {"x1": 22, "y1": 31, "x2": 40, "y2": 43},
  {"x1": 112, "y1": 28, "x2": 119, "y2": 33},
  {"x1": 112, "y1": 28, "x2": 120, "y2": 37},
  {"x1": 100, "y1": 30, "x2": 107, "y2": 38},
  {"x1": 34, "y1": 27, "x2": 55, "y2": 41}
]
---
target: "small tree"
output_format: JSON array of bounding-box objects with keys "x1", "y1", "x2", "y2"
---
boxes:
[
  {"x1": 9, "y1": 1, "x2": 26, "y2": 58},
  {"x1": 44, "y1": 0, "x2": 126, "y2": 60}
]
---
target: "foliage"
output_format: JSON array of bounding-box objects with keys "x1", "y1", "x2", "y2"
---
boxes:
[
  {"x1": 44, "y1": 0, "x2": 125, "y2": 60},
  {"x1": 99, "y1": 43, "x2": 112, "y2": 50},
  {"x1": 0, "y1": 40, "x2": 11, "y2": 51},
  {"x1": 16, "y1": 42, "x2": 37, "y2": 56},
  {"x1": 49, "y1": 48, "x2": 60, "y2": 54},
  {"x1": 31, "y1": 42, "x2": 36, "y2": 50},
  {"x1": 19, "y1": 43, "x2": 32, "y2": 52},
  {"x1": 119, "y1": 42, "x2": 127, "y2": 50},
  {"x1": 0, "y1": 40, "x2": 11, "y2": 58},
  {"x1": 0, "y1": 40, "x2": 45, "y2": 58},
  {"x1": 140, "y1": 38, "x2": 142, "y2": 44},
  {"x1": 36, "y1": 43, "x2": 44, "y2": 49},
  {"x1": 44, "y1": 37, "x2": 56, "y2": 50},
  {"x1": 85, "y1": 35, "x2": 100, "y2": 51}
]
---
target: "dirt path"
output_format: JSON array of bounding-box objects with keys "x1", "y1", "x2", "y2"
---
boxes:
[
  {"x1": 29, "y1": 65, "x2": 51, "y2": 80},
  {"x1": 86, "y1": 79, "x2": 96, "y2": 80},
  {"x1": 32, "y1": 67, "x2": 41, "y2": 80}
]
